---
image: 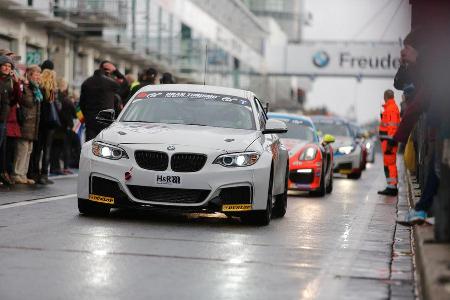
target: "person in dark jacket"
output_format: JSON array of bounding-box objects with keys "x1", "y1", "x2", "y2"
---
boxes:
[
  {"x1": 125, "y1": 67, "x2": 158, "y2": 104},
  {"x1": 160, "y1": 72, "x2": 175, "y2": 84},
  {"x1": 13, "y1": 65, "x2": 42, "y2": 184},
  {"x1": 79, "y1": 61, "x2": 124, "y2": 141},
  {"x1": 0, "y1": 55, "x2": 21, "y2": 186},
  {"x1": 50, "y1": 78, "x2": 76, "y2": 175}
]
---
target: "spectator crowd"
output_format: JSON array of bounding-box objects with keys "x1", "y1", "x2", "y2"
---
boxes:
[{"x1": 0, "y1": 48, "x2": 174, "y2": 187}]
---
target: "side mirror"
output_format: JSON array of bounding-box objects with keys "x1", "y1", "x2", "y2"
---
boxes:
[
  {"x1": 322, "y1": 134, "x2": 335, "y2": 144},
  {"x1": 263, "y1": 119, "x2": 287, "y2": 134},
  {"x1": 96, "y1": 109, "x2": 115, "y2": 126}
]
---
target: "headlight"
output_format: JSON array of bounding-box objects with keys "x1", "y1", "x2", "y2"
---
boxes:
[
  {"x1": 213, "y1": 152, "x2": 260, "y2": 167},
  {"x1": 338, "y1": 145, "x2": 354, "y2": 155},
  {"x1": 92, "y1": 142, "x2": 128, "y2": 160},
  {"x1": 365, "y1": 142, "x2": 371, "y2": 149},
  {"x1": 299, "y1": 147, "x2": 317, "y2": 161}
]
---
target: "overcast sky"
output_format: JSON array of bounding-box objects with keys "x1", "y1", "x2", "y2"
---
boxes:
[{"x1": 302, "y1": 0, "x2": 411, "y2": 124}]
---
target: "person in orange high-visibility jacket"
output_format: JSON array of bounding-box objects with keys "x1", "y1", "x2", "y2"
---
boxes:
[{"x1": 378, "y1": 89, "x2": 401, "y2": 196}]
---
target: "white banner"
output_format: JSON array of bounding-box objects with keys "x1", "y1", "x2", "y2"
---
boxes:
[{"x1": 283, "y1": 42, "x2": 402, "y2": 77}]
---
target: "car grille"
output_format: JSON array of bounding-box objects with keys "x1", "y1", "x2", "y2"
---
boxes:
[
  {"x1": 135, "y1": 150, "x2": 169, "y2": 171},
  {"x1": 335, "y1": 162, "x2": 352, "y2": 170},
  {"x1": 171, "y1": 153, "x2": 207, "y2": 172},
  {"x1": 127, "y1": 185, "x2": 210, "y2": 204},
  {"x1": 289, "y1": 171, "x2": 314, "y2": 184}
]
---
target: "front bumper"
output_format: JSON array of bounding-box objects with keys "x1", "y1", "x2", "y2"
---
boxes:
[
  {"x1": 77, "y1": 142, "x2": 272, "y2": 211},
  {"x1": 288, "y1": 160, "x2": 322, "y2": 191},
  {"x1": 333, "y1": 148, "x2": 361, "y2": 174}
]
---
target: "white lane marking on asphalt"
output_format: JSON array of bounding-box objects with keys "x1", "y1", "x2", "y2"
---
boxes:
[{"x1": 0, "y1": 194, "x2": 76, "y2": 210}]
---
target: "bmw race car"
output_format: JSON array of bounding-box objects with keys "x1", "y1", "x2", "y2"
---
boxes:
[
  {"x1": 77, "y1": 85, "x2": 289, "y2": 225},
  {"x1": 268, "y1": 113, "x2": 335, "y2": 196},
  {"x1": 311, "y1": 116, "x2": 364, "y2": 179}
]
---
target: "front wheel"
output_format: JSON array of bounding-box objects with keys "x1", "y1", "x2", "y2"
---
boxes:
[
  {"x1": 78, "y1": 198, "x2": 111, "y2": 216},
  {"x1": 348, "y1": 170, "x2": 362, "y2": 179},
  {"x1": 273, "y1": 164, "x2": 288, "y2": 218},
  {"x1": 241, "y1": 172, "x2": 273, "y2": 226},
  {"x1": 310, "y1": 169, "x2": 326, "y2": 197}
]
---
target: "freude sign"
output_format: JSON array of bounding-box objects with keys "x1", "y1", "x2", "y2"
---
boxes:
[{"x1": 285, "y1": 42, "x2": 402, "y2": 78}]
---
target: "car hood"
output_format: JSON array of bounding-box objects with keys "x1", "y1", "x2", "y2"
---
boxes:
[
  {"x1": 280, "y1": 138, "x2": 309, "y2": 156},
  {"x1": 332, "y1": 136, "x2": 355, "y2": 149},
  {"x1": 98, "y1": 122, "x2": 261, "y2": 152}
]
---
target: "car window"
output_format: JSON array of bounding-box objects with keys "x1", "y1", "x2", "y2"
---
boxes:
[
  {"x1": 121, "y1": 91, "x2": 256, "y2": 130},
  {"x1": 276, "y1": 120, "x2": 316, "y2": 142},
  {"x1": 314, "y1": 122, "x2": 351, "y2": 137}
]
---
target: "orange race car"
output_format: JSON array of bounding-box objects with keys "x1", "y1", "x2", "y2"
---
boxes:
[{"x1": 268, "y1": 113, "x2": 335, "y2": 196}]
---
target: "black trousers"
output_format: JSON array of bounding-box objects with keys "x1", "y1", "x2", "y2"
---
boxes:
[
  {"x1": 50, "y1": 129, "x2": 75, "y2": 171},
  {"x1": 29, "y1": 127, "x2": 55, "y2": 177}
]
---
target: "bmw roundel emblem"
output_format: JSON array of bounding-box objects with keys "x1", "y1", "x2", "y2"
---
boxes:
[
  {"x1": 312, "y1": 51, "x2": 330, "y2": 68},
  {"x1": 167, "y1": 145, "x2": 176, "y2": 151}
]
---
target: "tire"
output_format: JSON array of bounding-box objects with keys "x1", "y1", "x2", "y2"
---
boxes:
[
  {"x1": 310, "y1": 169, "x2": 326, "y2": 197},
  {"x1": 348, "y1": 170, "x2": 362, "y2": 179},
  {"x1": 326, "y1": 172, "x2": 333, "y2": 194},
  {"x1": 78, "y1": 198, "x2": 110, "y2": 216},
  {"x1": 273, "y1": 163, "x2": 288, "y2": 218},
  {"x1": 241, "y1": 170, "x2": 273, "y2": 226}
]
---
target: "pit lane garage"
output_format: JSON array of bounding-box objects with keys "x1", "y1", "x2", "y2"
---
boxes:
[
  {"x1": 77, "y1": 85, "x2": 289, "y2": 225},
  {"x1": 268, "y1": 113, "x2": 335, "y2": 196}
]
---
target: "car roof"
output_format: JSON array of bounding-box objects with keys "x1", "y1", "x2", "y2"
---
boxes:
[
  {"x1": 268, "y1": 113, "x2": 314, "y2": 126},
  {"x1": 138, "y1": 84, "x2": 252, "y2": 99}
]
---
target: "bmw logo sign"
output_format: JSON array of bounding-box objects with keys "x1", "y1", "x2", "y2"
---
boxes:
[{"x1": 312, "y1": 51, "x2": 330, "y2": 68}]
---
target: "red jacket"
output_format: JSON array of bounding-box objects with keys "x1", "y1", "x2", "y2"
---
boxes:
[{"x1": 6, "y1": 80, "x2": 22, "y2": 138}]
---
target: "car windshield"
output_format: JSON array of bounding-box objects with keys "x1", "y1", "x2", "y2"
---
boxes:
[
  {"x1": 121, "y1": 91, "x2": 256, "y2": 130},
  {"x1": 275, "y1": 120, "x2": 316, "y2": 142},
  {"x1": 314, "y1": 122, "x2": 351, "y2": 137}
]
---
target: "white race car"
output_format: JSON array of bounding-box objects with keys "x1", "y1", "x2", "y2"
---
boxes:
[{"x1": 77, "y1": 85, "x2": 289, "y2": 225}]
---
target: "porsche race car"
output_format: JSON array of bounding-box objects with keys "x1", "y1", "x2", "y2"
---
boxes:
[{"x1": 268, "y1": 113, "x2": 335, "y2": 196}]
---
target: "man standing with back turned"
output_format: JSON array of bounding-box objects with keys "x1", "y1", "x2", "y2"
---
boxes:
[{"x1": 378, "y1": 89, "x2": 401, "y2": 196}]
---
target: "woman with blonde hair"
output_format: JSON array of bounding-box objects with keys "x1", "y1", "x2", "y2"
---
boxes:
[
  {"x1": 13, "y1": 65, "x2": 42, "y2": 184},
  {"x1": 28, "y1": 63, "x2": 59, "y2": 184}
]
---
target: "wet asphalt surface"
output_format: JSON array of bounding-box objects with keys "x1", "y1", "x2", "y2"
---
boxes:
[{"x1": 0, "y1": 156, "x2": 415, "y2": 300}]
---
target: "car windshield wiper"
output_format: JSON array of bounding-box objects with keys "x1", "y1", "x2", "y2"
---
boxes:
[{"x1": 184, "y1": 123, "x2": 209, "y2": 127}]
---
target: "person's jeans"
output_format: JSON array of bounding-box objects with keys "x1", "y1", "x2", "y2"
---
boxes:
[{"x1": 415, "y1": 154, "x2": 440, "y2": 212}]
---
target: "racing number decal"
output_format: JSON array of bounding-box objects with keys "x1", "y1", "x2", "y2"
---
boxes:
[
  {"x1": 222, "y1": 204, "x2": 252, "y2": 211},
  {"x1": 89, "y1": 194, "x2": 115, "y2": 204}
]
